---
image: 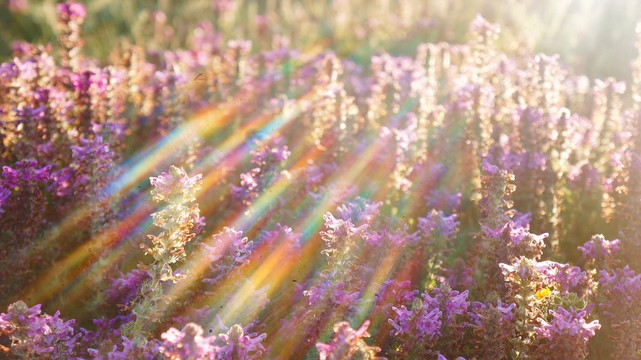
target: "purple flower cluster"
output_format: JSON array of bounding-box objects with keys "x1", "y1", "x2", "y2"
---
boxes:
[
  {"x1": 231, "y1": 138, "x2": 291, "y2": 206},
  {"x1": 598, "y1": 265, "x2": 641, "y2": 322},
  {"x1": 201, "y1": 227, "x2": 254, "y2": 285},
  {"x1": 158, "y1": 321, "x2": 268, "y2": 360},
  {"x1": 0, "y1": 301, "x2": 81, "y2": 359},
  {"x1": 106, "y1": 269, "x2": 150, "y2": 306},
  {"x1": 578, "y1": 234, "x2": 621, "y2": 268},
  {"x1": 388, "y1": 284, "x2": 469, "y2": 356},
  {"x1": 534, "y1": 306, "x2": 601, "y2": 359},
  {"x1": 0, "y1": 157, "x2": 58, "y2": 287},
  {"x1": 316, "y1": 320, "x2": 382, "y2": 360},
  {"x1": 160, "y1": 322, "x2": 217, "y2": 359}
]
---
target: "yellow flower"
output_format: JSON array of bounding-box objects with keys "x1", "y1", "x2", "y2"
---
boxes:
[{"x1": 535, "y1": 287, "x2": 550, "y2": 299}]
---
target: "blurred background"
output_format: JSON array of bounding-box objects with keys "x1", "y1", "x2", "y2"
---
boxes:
[{"x1": 1, "y1": 0, "x2": 641, "y2": 80}]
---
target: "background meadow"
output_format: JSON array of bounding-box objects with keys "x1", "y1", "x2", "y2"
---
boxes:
[{"x1": 1, "y1": 0, "x2": 641, "y2": 359}]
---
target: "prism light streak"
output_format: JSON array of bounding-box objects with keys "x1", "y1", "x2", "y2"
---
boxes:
[
  {"x1": 159, "y1": 109, "x2": 401, "y2": 344},
  {"x1": 20, "y1": 98, "x2": 239, "y2": 306}
]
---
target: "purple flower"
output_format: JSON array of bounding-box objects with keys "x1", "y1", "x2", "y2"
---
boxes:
[
  {"x1": 250, "y1": 141, "x2": 290, "y2": 165},
  {"x1": 205, "y1": 227, "x2": 250, "y2": 261},
  {"x1": 499, "y1": 257, "x2": 544, "y2": 283},
  {"x1": 0, "y1": 159, "x2": 53, "y2": 237},
  {"x1": 316, "y1": 320, "x2": 382, "y2": 360},
  {"x1": 304, "y1": 281, "x2": 359, "y2": 308},
  {"x1": 217, "y1": 324, "x2": 267, "y2": 360},
  {"x1": 495, "y1": 301, "x2": 516, "y2": 322},
  {"x1": 363, "y1": 228, "x2": 414, "y2": 247},
  {"x1": 71, "y1": 136, "x2": 114, "y2": 173},
  {"x1": 598, "y1": 266, "x2": 641, "y2": 321},
  {"x1": 150, "y1": 166, "x2": 202, "y2": 202},
  {"x1": 160, "y1": 322, "x2": 218, "y2": 359},
  {"x1": 13, "y1": 57, "x2": 37, "y2": 80},
  {"x1": 415, "y1": 307, "x2": 443, "y2": 338},
  {"x1": 13, "y1": 105, "x2": 46, "y2": 121},
  {"x1": 469, "y1": 300, "x2": 515, "y2": 326},
  {"x1": 426, "y1": 286, "x2": 470, "y2": 322},
  {"x1": 567, "y1": 163, "x2": 601, "y2": 191},
  {"x1": 335, "y1": 198, "x2": 383, "y2": 226},
  {"x1": 481, "y1": 158, "x2": 499, "y2": 174},
  {"x1": 0, "y1": 301, "x2": 81, "y2": 358},
  {"x1": 49, "y1": 167, "x2": 73, "y2": 197},
  {"x1": 2, "y1": 159, "x2": 51, "y2": 188},
  {"x1": 373, "y1": 280, "x2": 419, "y2": 311},
  {"x1": 106, "y1": 269, "x2": 150, "y2": 305},
  {"x1": 69, "y1": 71, "x2": 92, "y2": 92},
  {"x1": 578, "y1": 234, "x2": 620, "y2": 265},
  {"x1": 56, "y1": 1, "x2": 86, "y2": 20},
  {"x1": 201, "y1": 227, "x2": 253, "y2": 284},
  {"x1": 231, "y1": 138, "x2": 290, "y2": 205},
  {"x1": 255, "y1": 223, "x2": 301, "y2": 250},
  {"x1": 535, "y1": 306, "x2": 600, "y2": 345},
  {"x1": 482, "y1": 221, "x2": 547, "y2": 249},
  {"x1": 418, "y1": 210, "x2": 459, "y2": 239},
  {"x1": 543, "y1": 262, "x2": 589, "y2": 294},
  {"x1": 388, "y1": 298, "x2": 442, "y2": 342}
]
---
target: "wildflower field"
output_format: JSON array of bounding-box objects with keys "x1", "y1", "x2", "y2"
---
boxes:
[{"x1": 2, "y1": 1, "x2": 641, "y2": 359}]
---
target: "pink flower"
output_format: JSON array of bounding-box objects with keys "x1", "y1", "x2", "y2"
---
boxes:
[{"x1": 56, "y1": 1, "x2": 86, "y2": 20}]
